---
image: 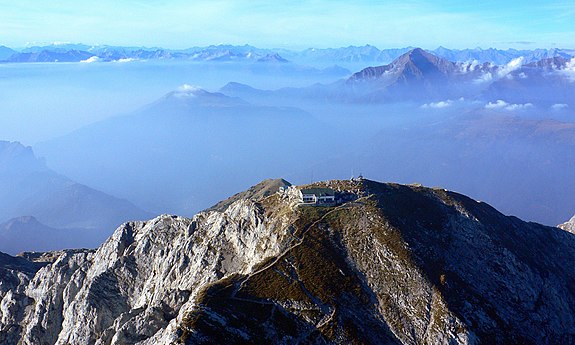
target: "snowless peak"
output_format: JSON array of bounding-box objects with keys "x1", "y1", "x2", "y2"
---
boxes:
[
  {"x1": 2, "y1": 216, "x2": 41, "y2": 229},
  {"x1": 0, "y1": 140, "x2": 45, "y2": 173},
  {"x1": 409, "y1": 47, "x2": 426, "y2": 55},
  {"x1": 393, "y1": 47, "x2": 449, "y2": 67},
  {"x1": 400, "y1": 47, "x2": 434, "y2": 60},
  {"x1": 389, "y1": 47, "x2": 456, "y2": 78},
  {"x1": 257, "y1": 53, "x2": 289, "y2": 63}
]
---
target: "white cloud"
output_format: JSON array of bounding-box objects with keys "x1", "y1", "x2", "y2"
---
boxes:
[
  {"x1": 485, "y1": 100, "x2": 507, "y2": 109},
  {"x1": 80, "y1": 56, "x2": 101, "y2": 63},
  {"x1": 421, "y1": 100, "x2": 454, "y2": 109},
  {"x1": 475, "y1": 57, "x2": 525, "y2": 84},
  {"x1": 496, "y1": 57, "x2": 524, "y2": 79},
  {"x1": 505, "y1": 103, "x2": 533, "y2": 111},
  {"x1": 174, "y1": 84, "x2": 205, "y2": 98},
  {"x1": 485, "y1": 100, "x2": 533, "y2": 111},
  {"x1": 179, "y1": 84, "x2": 203, "y2": 92},
  {"x1": 551, "y1": 103, "x2": 569, "y2": 110},
  {"x1": 459, "y1": 60, "x2": 481, "y2": 73},
  {"x1": 561, "y1": 57, "x2": 575, "y2": 82},
  {"x1": 474, "y1": 72, "x2": 493, "y2": 84},
  {"x1": 115, "y1": 58, "x2": 138, "y2": 63}
]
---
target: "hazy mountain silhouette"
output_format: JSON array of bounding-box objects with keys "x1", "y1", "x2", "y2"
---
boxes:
[
  {"x1": 36, "y1": 87, "x2": 334, "y2": 215},
  {"x1": 0, "y1": 141, "x2": 153, "y2": 253}
]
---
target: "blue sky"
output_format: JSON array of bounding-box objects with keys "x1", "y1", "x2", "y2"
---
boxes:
[{"x1": 0, "y1": 0, "x2": 573, "y2": 49}]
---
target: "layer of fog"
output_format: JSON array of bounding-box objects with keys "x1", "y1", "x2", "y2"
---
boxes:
[
  {"x1": 1, "y1": 59, "x2": 574, "y2": 232},
  {"x1": 0, "y1": 60, "x2": 349, "y2": 144}
]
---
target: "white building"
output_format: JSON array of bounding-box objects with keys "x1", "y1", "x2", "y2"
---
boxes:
[{"x1": 300, "y1": 188, "x2": 336, "y2": 205}]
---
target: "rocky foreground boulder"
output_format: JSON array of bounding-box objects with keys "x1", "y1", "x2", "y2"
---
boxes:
[{"x1": 1, "y1": 178, "x2": 574, "y2": 344}]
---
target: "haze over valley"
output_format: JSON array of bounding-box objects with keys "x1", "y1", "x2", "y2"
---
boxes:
[
  {"x1": 0, "y1": 42, "x2": 572, "y2": 260},
  {"x1": 2, "y1": 1, "x2": 575, "y2": 343},
  {"x1": 1, "y1": 44, "x2": 573, "y2": 230}
]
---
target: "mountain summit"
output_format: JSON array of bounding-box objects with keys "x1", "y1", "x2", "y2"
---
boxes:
[
  {"x1": 1, "y1": 178, "x2": 574, "y2": 344},
  {"x1": 349, "y1": 48, "x2": 456, "y2": 83},
  {"x1": 345, "y1": 48, "x2": 469, "y2": 101}
]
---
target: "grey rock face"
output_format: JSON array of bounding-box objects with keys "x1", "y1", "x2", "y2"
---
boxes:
[
  {"x1": 559, "y1": 215, "x2": 575, "y2": 234},
  {"x1": 3, "y1": 197, "x2": 295, "y2": 344},
  {"x1": 1, "y1": 179, "x2": 575, "y2": 344},
  {"x1": 0, "y1": 253, "x2": 39, "y2": 344}
]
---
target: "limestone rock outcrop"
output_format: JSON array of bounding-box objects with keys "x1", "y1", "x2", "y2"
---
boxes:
[
  {"x1": 559, "y1": 215, "x2": 575, "y2": 234},
  {"x1": 1, "y1": 179, "x2": 575, "y2": 344}
]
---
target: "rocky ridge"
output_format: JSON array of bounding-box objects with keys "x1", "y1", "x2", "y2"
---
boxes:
[
  {"x1": 1, "y1": 178, "x2": 574, "y2": 344},
  {"x1": 2, "y1": 44, "x2": 572, "y2": 65},
  {"x1": 559, "y1": 215, "x2": 575, "y2": 234}
]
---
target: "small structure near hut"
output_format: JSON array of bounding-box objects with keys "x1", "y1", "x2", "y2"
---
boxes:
[
  {"x1": 300, "y1": 188, "x2": 337, "y2": 206},
  {"x1": 277, "y1": 182, "x2": 360, "y2": 207}
]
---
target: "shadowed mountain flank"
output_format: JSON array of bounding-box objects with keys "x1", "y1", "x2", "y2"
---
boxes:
[{"x1": 2, "y1": 179, "x2": 574, "y2": 343}]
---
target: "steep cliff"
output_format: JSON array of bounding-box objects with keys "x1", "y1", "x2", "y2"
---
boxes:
[{"x1": 1, "y1": 179, "x2": 574, "y2": 344}]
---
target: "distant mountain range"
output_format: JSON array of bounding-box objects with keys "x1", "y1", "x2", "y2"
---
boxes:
[
  {"x1": 216, "y1": 48, "x2": 575, "y2": 225},
  {"x1": 0, "y1": 45, "x2": 16, "y2": 60},
  {"x1": 347, "y1": 48, "x2": 575, "y2": 106},
  {"x1": 1, "y1": 43, "x2": 285, "y2": 63},
  {"x1": 1, "y1": 43, "x2": 573, "y2": 65},
  {"x1": 7, "y1": 45, "x2": 574, "y2": 233},
  {"x1": 345, "y1": 48, "x2": 491, "y2": 101},
  {"x1": 221, "y1": 47, "x2": 575, "y2": 107},
  {"x1": 0, "y1": 141, "x2": 153, "y2": 254},
  {"x1": 5, "y1": 50, "x2": 94, "y2": 63},
  {"x1": 483, "y1": 56, "x2": 575, "y2": 107}
]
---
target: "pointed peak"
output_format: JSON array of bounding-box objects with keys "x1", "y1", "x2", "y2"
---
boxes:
[
  {"x1": 394, "y1": 47, "x2": 451, "y2": 64},
  {"x1": 410, "y1": 47, "x2": 426, "y2": 53},
  {"x1": 406, "y1": 47, "x2": 432, "y2": 58},
  {"x1": 1, "y1": 216, "x2": 43, "y2": 230},
  {"x1": 391, "y1": 48, "x2": 436, "y2": 65},
  {"x1": 256, "y1": 53, "x2": 289, "y2": 63}
]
